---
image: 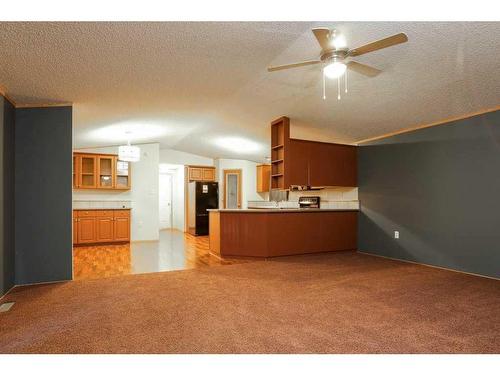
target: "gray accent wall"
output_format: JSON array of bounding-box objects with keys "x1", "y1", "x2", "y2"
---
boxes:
[
  {"x1": 0, "y1": 96, "x2": 16, "y2": 296},
  {"x1": 358, "y1": 110, "x2": 500, "y2": 278},
  {"x1": 15, "y1": 106, "x2": 73, "y2": 285}
]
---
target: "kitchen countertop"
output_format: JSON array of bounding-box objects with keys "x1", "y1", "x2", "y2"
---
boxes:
[
  {"x1": 73, "y1": 208, "x2": 131, "y2": 210},
  {"x1": 208, "y1": 208, "x2": 358, "y2": 213}
]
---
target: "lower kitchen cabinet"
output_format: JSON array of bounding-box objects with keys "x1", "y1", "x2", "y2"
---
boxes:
[{"x1": 73, "y1": 209, "x2": 131, "y2": 245}]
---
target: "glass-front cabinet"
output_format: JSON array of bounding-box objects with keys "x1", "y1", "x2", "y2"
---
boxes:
[
  {"x1": 79, "y1": 154, "x2": 97, "y2": 188},
  {"x1": 115, "y1": 159, "x2": 131, "y2": 189},
  {"x1": 73, "y1": 152, "x2": 131, "y2": 190},
  {"x1": 97, "y1": 155, "x2": 114, "y2": 188}
]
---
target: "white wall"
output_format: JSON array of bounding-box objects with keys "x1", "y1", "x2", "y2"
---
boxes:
[
  {"x1": 73, "y1": 143, "x2": 160, "y2": 241},
  {"x1": 215, "y1": 159, "x2": 267, "y2": 209},
  {"x1": 160, "y1": 149, "x2": 214, "y2": 166}
]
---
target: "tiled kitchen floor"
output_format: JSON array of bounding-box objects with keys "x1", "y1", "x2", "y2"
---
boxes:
[{"x1": 73, "y1": 229, "x2": 253, "y2": 280}]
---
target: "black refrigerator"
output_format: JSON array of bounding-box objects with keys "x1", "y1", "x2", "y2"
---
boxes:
[{"x1": 187, "y1": 181, "x2": 219, "y2": 236}]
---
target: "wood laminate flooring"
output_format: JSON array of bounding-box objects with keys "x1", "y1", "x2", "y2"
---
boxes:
[{"x1": 73, "y1": 229, "x2": 253, "y2": 280}]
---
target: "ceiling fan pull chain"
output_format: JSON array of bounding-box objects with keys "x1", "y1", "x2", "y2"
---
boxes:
[
  {"x1": 323, "y1": 70, "x2": 326, "y2": 100},
  {"x1": 345, "y1": 69, "x2": 348, "y2": 93},
  {"x1": 337, "y1": 77, "x2": 341, "y2": 100}
]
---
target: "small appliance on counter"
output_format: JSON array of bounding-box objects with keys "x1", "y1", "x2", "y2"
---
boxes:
[
  {"x1": 187, "y1": 181, "x2": 219, "y2": 236},
  {"x1": 298, "y1": 196, "x2": 320, "y2": 209}
]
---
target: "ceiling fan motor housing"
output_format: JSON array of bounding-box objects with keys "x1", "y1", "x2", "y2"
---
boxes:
[{"x1": 320, "y1": 48, "x2": 349, "y2": 64}]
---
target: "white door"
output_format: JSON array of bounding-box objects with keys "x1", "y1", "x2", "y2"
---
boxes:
[{"x1": 159, "y1": 173, "x2": 173, "y2": 229}]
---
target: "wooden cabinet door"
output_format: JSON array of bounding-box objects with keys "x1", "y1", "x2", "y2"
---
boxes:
[
  {"x1": 73, "y1": 216, "x2": 79, "y2": 245},
  {"x1": 309, "y1": 143, "x2": 357, "y2": 187},
  {"x1": 78, "y1": 217, "x2": 97, "y2": 243},
  {"x1": 97, "y1": 155, "x2": 115, "y2": 189},
  {"x1": 286, "y1": 140, "x2": 310, "y2": 187},
  {"x1": 73, "y1": 155, "x2": 80, "y2": 189},
  {"x1": 257, "y1": 165, "x2": 271, "y2": 192},
  {"x1": 114, "y1": 216, "x2": 130, "y2": 242},
  {"x1": 79, "y1": 155, "x2": 97, "y2": 188},
  {"x1": 189, "y1": 167, "x2": 203, "y2": 181},
  {"x1": 96, "y1": 216, "x2": 114, "y2": 242},
  {"x1": 202, "y1": 168, "x2": 215, "y2": 181},
  {"x1": 115, "y1": 158, "x2": 131, "y2": 189}
]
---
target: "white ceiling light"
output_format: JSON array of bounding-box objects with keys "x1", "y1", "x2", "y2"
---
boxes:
[
  {"x1": 214, "y1": 137, "x2": 262, "y2": 154},
  {"x1": 323, "y1": 61, "x2": 347, "y2": 79},
  {"x1": 118, "y1": 132, "x2": 141, "y2": 162}
]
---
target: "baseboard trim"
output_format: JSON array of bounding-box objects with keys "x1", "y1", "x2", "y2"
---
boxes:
[
  {"x1": 0, "y1": 285, "x2": 16, "y2": 301},
  {"x1": 358, "y1": 251, "x2": 500, "y2": 281}
]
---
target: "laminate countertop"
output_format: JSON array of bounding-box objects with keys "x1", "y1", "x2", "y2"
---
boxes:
[{"x1": 207, "y1": 208, "x2": 358, "y2": 213}]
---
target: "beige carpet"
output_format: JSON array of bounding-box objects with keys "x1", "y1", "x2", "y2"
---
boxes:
[{"x1": 0, "y1": 251, "x2": 499, "y2": 353}]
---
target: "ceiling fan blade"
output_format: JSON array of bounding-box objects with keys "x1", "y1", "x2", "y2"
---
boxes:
[
  {"x1": 348, "y1": 33, "x2": 408, "y2": 57},
  {"x1": 312, "y1": 27, "x2": 332, "y2": 51},
  {"x1": 347, "y1": 61, "x2": 382, "y2": 77},
  {"x1": 267, "y1": 60, "x2": 321, "y2": 72}
]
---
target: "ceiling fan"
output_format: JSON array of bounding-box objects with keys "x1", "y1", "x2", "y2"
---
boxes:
[{"x1": 267, "y1": 28, "x2": 408, "y2": 99}]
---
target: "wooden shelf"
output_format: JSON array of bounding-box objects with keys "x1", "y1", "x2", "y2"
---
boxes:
[
  {"x1": 271, "y1": 144, "x2": 284, "y2": 150},
  {"x1": 271, "y1": 159, "x2": 283, "y2": 164},
  {"x1": 271, "y1": 173, "x2": 283, "y2": 177}
]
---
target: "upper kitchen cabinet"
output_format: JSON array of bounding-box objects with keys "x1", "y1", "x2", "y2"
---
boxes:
[
  {"x1": 73, "y1": 152, "x2": 131, "y2": 190},
  {"x1": 256, "y1": 164, "x2": 271, "y2": 193},
  {"x1": 97, "y1": 155, "x2": 115, "y2": 189},
  {"x1": 115, "y1": 158, "x2": 131, "y2": 189},
  {"x1": 77, "y1": 154, "x2": 97, "y2": 189},
  {"x1": 270, "y1": 116, "x2": 357, "y2": 189},
  {"x1": 186, "y1": 165, "x2": 216, "y2": 182}
]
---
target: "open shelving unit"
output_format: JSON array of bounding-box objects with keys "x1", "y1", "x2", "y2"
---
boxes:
[{"x1": 270, "y1": 116, "x2": 290, "y2": 190}]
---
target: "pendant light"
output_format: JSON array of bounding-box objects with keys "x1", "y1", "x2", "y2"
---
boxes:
[{"x1": 118, "y1": 132, "x2": 140, "y2": 162}]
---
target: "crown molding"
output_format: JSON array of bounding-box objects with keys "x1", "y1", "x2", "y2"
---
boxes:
[{"x1": 356, "y1": 105, "x2": 500, "y2": 144}]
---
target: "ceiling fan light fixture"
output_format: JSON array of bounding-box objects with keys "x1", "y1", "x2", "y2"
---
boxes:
[
  {"x1": 331, "y1": 32, "x2": 346, "y2": 49},
  {"x1": 323, "y1": 61, "x2": 347, "y2": 79}
]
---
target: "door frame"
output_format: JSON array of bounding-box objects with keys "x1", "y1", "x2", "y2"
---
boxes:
[{"x1": 223, "y1": 169, "x2": 242, "y2": 209}]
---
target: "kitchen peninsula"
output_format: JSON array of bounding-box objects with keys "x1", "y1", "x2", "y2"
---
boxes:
[{"x1": 208, "y1": 208, "x2": 357, "y2": 258}]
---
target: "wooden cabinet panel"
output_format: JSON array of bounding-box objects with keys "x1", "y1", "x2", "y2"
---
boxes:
[
  {"x1": 114, "y1": 217, "x2": 130, "y2": 242},
  {"x1": 73, "y1": 209, "x2": 131, "y2": 245},
  {"x1": 73, "y1": 153, "x2": 131, "y2": 190},
  {"x1": 96, "y1": 216, "x2": 114, "y2": 242},
  {"x1": 270, "y1": 116, "x2": 357, "y2": 189},
  {"x1": 115, "y1": 158, "x2": 131, "y2": 189},
  {"x1": 189, "y1": 167, "x2": 203, "y2": 181},
  {"x1": 309, "y1": 142, "x2": 357, "y2": 187},
  {"x1": 78, "y1": 217, "x2": 97, "y2": 244},
  {"x1": 97, "y1": 155, "x2": 115, "y2": 189},
  {"x1": 73, "y1": 155, "x2": 79, "y2": 189},
  {"x1": 187, "y1": 166, "x2": 216, "y2": 182},
  {"x1": 202, "y1": 168, "x2": 216, "y2": 181},
  {"x1": 286, "y1": 140, "x2": 310, "y2": 187},
  {"x1": 73, "y1": 216, "x2": 78, "y2": 244},
  {"x1": 256, "y1": 164, "x2": 271, "y2": 193},
  {"x1": 79, "y1": 154, "x2": 97, "y2": 188}
]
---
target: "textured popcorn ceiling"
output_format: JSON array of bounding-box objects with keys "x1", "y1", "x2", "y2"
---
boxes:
[{"x1": 0, "y1": 22, "x2": 499, "y2": 162}]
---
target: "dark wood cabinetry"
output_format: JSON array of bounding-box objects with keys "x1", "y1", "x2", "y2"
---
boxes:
[{"x1": 270, "y1": 116, "x2": 357, "y2": 189}]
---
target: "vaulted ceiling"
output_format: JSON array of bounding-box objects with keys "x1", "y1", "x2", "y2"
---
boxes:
[{"x1": 1, "y1": 22, "x2": 499, "y2": 162}]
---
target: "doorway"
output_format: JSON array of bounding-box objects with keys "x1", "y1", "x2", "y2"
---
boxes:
[
  {"x1": 159, "y1": 172, "x2": 174, "y2": 229},
  {"x1": 223, "y1": 169, "x2": 242, "y2": 209}
]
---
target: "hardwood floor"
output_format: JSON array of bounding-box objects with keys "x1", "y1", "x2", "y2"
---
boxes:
[{"x1": 73, "y1": 229, "x2": 253, "y2": 281}]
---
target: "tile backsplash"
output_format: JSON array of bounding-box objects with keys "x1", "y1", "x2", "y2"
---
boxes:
[{"x1": 288, "y1": 187, "x2": 358, "y2": 203}]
